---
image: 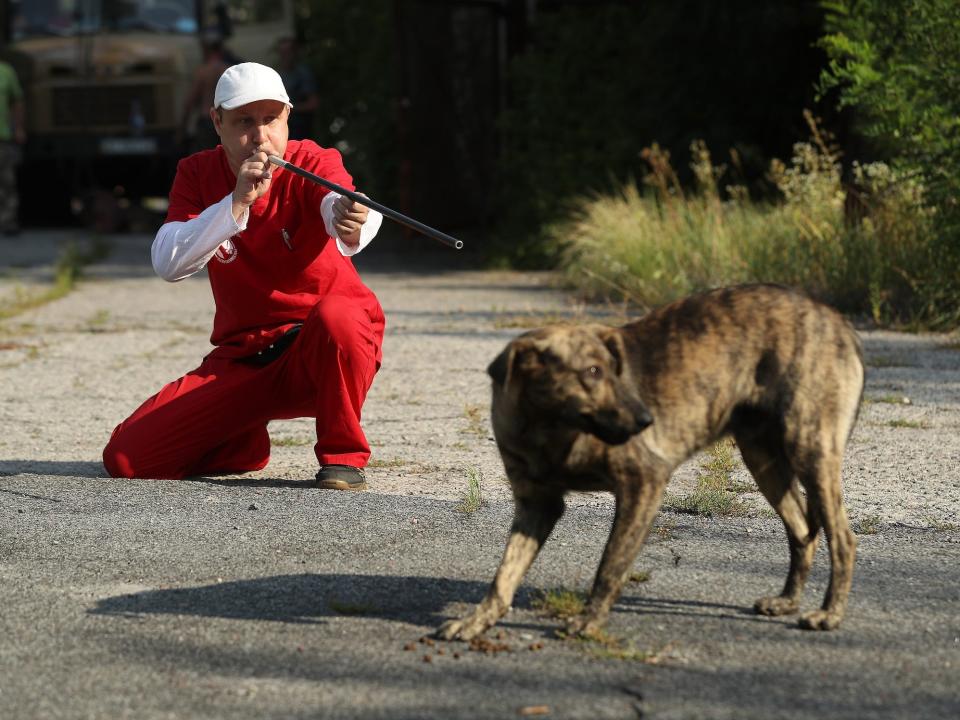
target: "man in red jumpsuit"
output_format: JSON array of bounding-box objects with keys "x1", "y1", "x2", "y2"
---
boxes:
[{"x1": 103, "y1": 63, "x2": 384, "y2": 491}]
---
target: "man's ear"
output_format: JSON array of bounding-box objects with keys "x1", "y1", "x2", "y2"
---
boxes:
[
  {"x1": 487, "y1": 344, "x2": 517, "y2": 388},
  {"x1": 592, "y1": 325, "x2": 627, "y2": 376}
]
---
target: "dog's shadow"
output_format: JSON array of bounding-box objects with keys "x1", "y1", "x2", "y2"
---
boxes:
[
  {"x1": 89, "y1": 573, "x2": 781, "y2": 633},
  {"x1": 89, "y1": 573, "x2": 491, "y2": 627},
  {"x1": 617, "y1": 594, "x2": 801, "y2": 628}
]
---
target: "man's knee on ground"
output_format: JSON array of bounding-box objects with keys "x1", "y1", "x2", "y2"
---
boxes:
[{"x1": 102, "y1": 433, "x2": 137, "y2": 479}]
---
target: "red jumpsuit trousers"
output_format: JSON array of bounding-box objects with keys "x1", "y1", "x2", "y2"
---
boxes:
[{"x1": 102, "y1": 295, "x2": 384, "y2": 479}]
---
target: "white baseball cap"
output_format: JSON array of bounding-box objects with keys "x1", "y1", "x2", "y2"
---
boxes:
[{"x1": 214, "y1": 62, "x2": 292, "y2": 110}]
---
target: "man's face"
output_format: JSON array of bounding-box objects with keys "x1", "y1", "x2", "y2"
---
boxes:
[{"x1": 212, "y1": 99, "x2": 290, "y2": 175}]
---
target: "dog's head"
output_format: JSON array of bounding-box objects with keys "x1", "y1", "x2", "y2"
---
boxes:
[{"x1": 488, "y1": 324, "x2": 653, "y2": 445}]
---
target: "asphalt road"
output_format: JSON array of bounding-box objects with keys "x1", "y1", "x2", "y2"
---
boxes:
[
  {"x1": 0, "y1": 231, "x2": 958, "y2": 720},
  {"x1": 2, "y1": 475, "x2": 957, "y2": 720}
]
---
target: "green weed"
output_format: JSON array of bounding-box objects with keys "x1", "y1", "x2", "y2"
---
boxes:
[
  {"x1": 530, "y1": 588, "x2": 587, "y2": 619},
  {"x1": 664, "y1": 440, "x2": 750, "y2": 517},
  {"x1": 855, "y1": 514, "x2": 883, "y2": 535},
  {"x1": 885, "y1": 419, "x2": 928, "y2": 429},
  {"x1": 456, "y1": 467, "x2": 484, "y2": 513}
]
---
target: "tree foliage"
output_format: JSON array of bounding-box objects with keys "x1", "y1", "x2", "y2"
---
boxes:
[
  {"x1": 818, "y1": 0, "x2": 960, "y2": 226},
  {"x1": 294, "y1": 0, "x2": 399, "y2": 204},
  {"x1": 818, "y1": 0, "x2": 960, "y2": 324}
]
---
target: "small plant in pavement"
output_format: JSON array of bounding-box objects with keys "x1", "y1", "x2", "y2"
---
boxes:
[
  {"x1": 456, "y1": 467, "x2": 484, "y2": 513},
  {"x1": 855, "y1": 514, "x2": 883, "y2": 535},
  {"x1": 664, "y1": 440, "x2": 750, "y2": 517},
  {"x1": 530, "y1": 587, "x2": 587, "y2": 619}
]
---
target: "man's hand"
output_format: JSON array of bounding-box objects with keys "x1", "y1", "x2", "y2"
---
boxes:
[
  {"x1": 232, "y1": 147, "x2": 273, "y2": 219},
  {"x1": 333, "y1": 194, "x2": 370, "y2": 247}
]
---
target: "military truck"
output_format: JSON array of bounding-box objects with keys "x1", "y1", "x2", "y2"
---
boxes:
[{"x1": 0, "y1": 0, "x2": 294, "y2": 227}]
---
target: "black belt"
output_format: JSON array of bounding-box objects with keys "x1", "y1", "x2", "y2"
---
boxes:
[{"x1": 237, "y1": 324, "x2": 303, "y2": 366}]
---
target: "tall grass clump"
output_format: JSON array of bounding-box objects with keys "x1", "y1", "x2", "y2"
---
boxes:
[{"x1": 553, "y1": 114, "x2": 939, "y2": 325}]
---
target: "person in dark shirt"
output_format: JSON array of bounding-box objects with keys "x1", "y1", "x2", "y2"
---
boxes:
[{"x1": 276, "y1": 37, "x2": 319, "y2": 140}]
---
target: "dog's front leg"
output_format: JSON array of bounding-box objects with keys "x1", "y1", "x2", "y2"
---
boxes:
[
  {"x1": 438, "y1": 493, "x2": 565, "y2": 641},
  {"x1": 567, "y1": 470, "x2": 667, "y2": 638}
]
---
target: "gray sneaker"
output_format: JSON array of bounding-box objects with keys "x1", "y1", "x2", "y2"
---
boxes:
[{"x1": 315, "y1": 465, "x2": 367, "y2": 491}]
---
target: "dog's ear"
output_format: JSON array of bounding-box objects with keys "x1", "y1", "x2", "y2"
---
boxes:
[
  {"x1": 488, "y1": 344, "x2": 517, "y2": 388},
  {"x1": 593, "y1": 326, "x2": 627, "y2": 376}
]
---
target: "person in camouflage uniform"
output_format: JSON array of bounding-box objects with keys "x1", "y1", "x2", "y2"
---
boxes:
[{"x1": 0, "y1": 60, "x2": 26, "y2": 235}]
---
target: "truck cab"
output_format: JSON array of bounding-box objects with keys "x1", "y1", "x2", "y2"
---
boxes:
[{"x1": 1, "y1": 0, "x2": 293, "y2": 227}]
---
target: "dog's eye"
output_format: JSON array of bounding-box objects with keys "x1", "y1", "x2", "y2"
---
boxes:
[{"x1": 584, "y1": 365, "x2": 603, "y2": 381}]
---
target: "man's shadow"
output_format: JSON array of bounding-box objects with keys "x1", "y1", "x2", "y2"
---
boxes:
[
  {"x1": 0, "y1": 460, "x2": 106, "y2": 478},
  {"x1": 89, "y1": 573, "x2": 491, "y2": 628},
  {"x1": 0, "y1": 460, "x2": 319, "y2": 489}
]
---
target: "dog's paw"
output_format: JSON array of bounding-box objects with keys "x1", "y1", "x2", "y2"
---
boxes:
[
  {"x1": 797, "y1": 609, "x2": 842, "y2": 631},
  {"x1": 562, "y1": 614, "x2": 605, "y2": 640},
  {"x1": 754, "y1": 595, "x2": 800, "y2": 617},
  {"x1": 437, "y1": 614, "x2": 491, "y2": 641}
]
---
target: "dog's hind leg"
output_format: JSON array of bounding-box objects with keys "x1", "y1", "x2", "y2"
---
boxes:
[
  {"x1": 796, "y1": 450, "x2": 857, "y2": 630},
  {"x1": 438, "y1": 492, "x2": 565, "y2": 641},
  {"x1": 736, "y1": 434, "x2": 820, "y2": 617},
  {"x1": 566, "y1": 467, "x2": 668, "y2": 639}
]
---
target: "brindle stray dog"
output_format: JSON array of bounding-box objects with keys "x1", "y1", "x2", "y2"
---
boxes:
[{"x1": 439, "y1": 283, "x2": 864, "y2": 641}]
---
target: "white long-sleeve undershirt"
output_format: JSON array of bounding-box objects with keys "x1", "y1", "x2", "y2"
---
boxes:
[{"x1": 151, "y1": 192, "x2": 383, "y2": 282}]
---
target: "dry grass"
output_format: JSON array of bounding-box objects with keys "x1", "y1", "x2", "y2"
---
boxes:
[
  {"x1": 885, "y1": 419, "x2": 929, "y2": 429},
  {"x1": 550, "y1": 113, "x2": 940, "y2": 327},
  {"x1": 272, "y1": 436, "x2": 313, "y2": 447},
  {"x1": 367, "y1": 457, "x2": 408, "y2": 468},
  {"x1": 462, "y1": 403, "x2": 487, "y2": 437},
  {"x1": 578, "y1": 631, "x2": 675, "y2": 663},
  {"x1": 865, "y1": 394, "x2": 912, "y2": 405}
]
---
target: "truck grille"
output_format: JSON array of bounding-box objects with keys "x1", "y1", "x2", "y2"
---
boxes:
[{"x1": 52, "y1": 85, "x2": 157, "y2": 128}]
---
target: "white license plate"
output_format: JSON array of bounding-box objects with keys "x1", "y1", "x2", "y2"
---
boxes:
[{"x1": 99, "y1": 137, "x2": 158, "y2": 155}]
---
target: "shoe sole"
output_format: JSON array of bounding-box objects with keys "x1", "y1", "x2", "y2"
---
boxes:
[{"x1": 317, "y1": 479, "x2": 368, "y2": 491}]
